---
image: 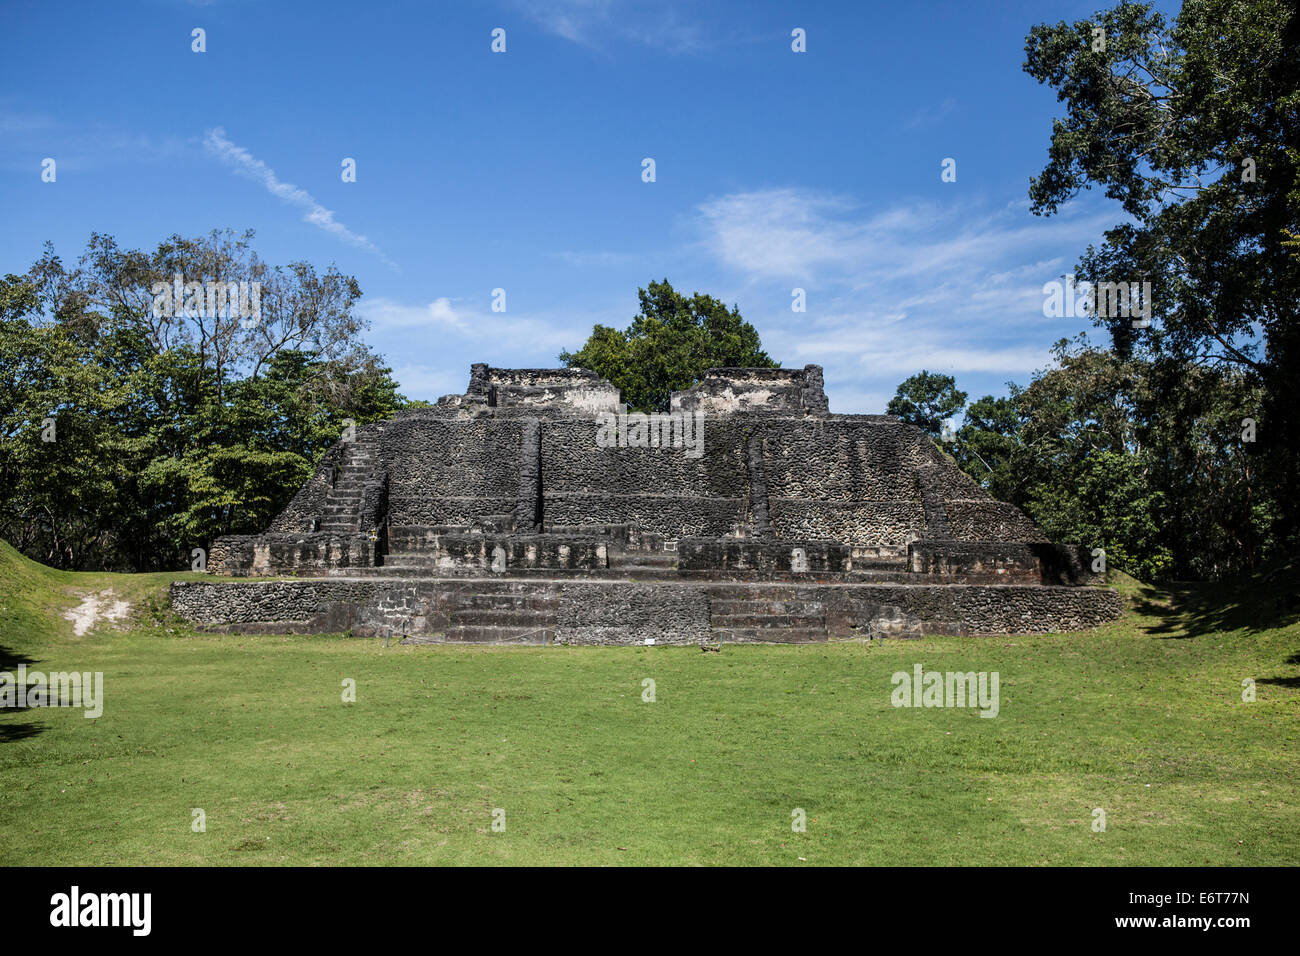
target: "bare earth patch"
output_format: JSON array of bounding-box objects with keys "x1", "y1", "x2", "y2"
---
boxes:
[{"x1": 63, "y1": 589, "x2": 131, "y2": 636}]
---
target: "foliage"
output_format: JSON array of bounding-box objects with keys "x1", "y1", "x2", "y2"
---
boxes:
[
  {"x1": 0, "y1": 231, "x2": 406, "y2": 571},
  {"x1": 1023, "y1": 0, "x2": 1299, "y2": 546},
  {"x1": 932, "y1": 337, "x2": 1265, "y2": 582},
  {"x1": 886, "y1": 371, "x2": 968, "y2": 440},
  {"x1": 560, "y1": 279, "x2": 777, "y2": 412}
]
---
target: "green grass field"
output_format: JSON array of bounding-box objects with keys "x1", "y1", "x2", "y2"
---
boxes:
[{"x1": 1, "y1": 540, "x2": 1296, "y2": 866}]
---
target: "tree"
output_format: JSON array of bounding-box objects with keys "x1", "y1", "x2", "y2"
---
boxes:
[
  {"x1": 1023, "y1": 0, "x2": 1300, "y2": 548},
  {"x1": 932, "y1": 335, "x2": 1265, "y2": 581},
  {"x1": 952, "y1": 393, "x2": 1022, "y2": 502},
  {"x1": 886, "y1": 370, "x2": 967, "y2": 439},
  {"x1": 1006, "y1": 340, "x2": 1172, "y2": 581},
  {"x1": 560, "y1": 279, "x2": 777, "y2": 412},
  {"x1": 0, "y1": 233, "x2": 406, "y2": 571}
]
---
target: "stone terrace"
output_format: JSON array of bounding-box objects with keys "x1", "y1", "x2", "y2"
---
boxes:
[{"x1": 172, "y1": 364, "x2": 1122, "y2": 643}]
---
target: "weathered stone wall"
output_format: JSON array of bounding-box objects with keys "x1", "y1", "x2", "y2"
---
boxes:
[
  {"x1": 379, "y1": 414, "x2": 523, "y2": 526},
  {"x1": 555, "y1": 583, "x2": 711, "y2": 645},
  {"x1": 211, "y1": 364, "x2": 1052, "y2": 576},
  {"x1": 670, "y1": 365, "x2": 829, "y2": 416},
  {"x1": 908, "y1": 540, "x2": 1102, "y2": 585},
  {"x1": 384, "y1": 528, "x2": 609, "y2": 573},
  {"x1": 208, "y1": 533, "x2": 377, "y2": 576},
  {"x1": 170, "y1": 578, "x2": 1122, "y2": 640},
  {"x1": 472, "y1": 366, "x2": 621, "y2": 414},
  {"x1": 676, "y1": 537, "x2": 852, "y2": 573},
  {"x1": 539, "y1": 417, "x2": 753, "y2": 537}
]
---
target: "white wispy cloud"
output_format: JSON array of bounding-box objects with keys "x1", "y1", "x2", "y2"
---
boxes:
[
  {"x1": 0, "y1": 108, "x2": 188, "y2": 173},
  {"x1": 360, "y1": 296, "x2": 591, "y2": 352},
  {"x1": 507, "y1": 0, "x2": 711, "y2": 53},
  {"x1": 692, "y1": 186, "x2": 1122, "y2": 411},
  {"x1": 203, "y1": 127, "x2": 394, "y2": 267},
  {"x1": 905, "y1": 97, "x2": 959, "y2": 129}
]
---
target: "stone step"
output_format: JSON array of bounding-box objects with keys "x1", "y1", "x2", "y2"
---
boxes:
[
  {"x1": 707, "y1": 587, "x2": 826, "y2": 603},
  {"x1": 711, "y1": 612, "x2": 826, "y2": 628},
  {"x1": 710, "y1": 627, "x2": 827, "y2": 644},
  {"x1": 614, "y1": 552, "x2": 677, "y2": 566},
  {"x1": 383, "y1": 553, "x2": 447, "y2": 567},
  {"x1": 616, "y1": 565, "x2": 681, "y2": 577},
  {"x1": 710, "y1": 598, "x2": 826, "y2": 615},
  {"x1": 327, "y1": 566, "x2": 423, "y2": 577},
  {"x1": 441, "y1": 624, "x2": 553, "y2": 644},
  {"x1": 445, "y1": 592, "x2": 558, "y2": 611},
  {"x1": 449, "y1": 609, "x2": 556, "y2": 627}
]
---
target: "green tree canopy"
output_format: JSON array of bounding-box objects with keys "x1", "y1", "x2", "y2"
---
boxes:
[
  {"x1": 935, "y1": 336, "x2": 1267, "y2": 582},
  {"x1": 0, "y1": 231, "x2": 407, "y2": 571},
  {"x1": 886, "y1": 370, "x2": 968, "y2": 439},
  {"x1": 1023, "y1": 0, "x2": 1299, "y2": 544},
  {"x1": 559, "y1": 279, "x2": 777, "y2": 412}
]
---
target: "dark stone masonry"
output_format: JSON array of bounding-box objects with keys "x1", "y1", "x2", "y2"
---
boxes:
[{"x1": 171, "y1": 364, "x2": 1122, "y2": 643}]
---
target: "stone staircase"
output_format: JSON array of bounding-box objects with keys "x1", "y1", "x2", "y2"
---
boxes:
[
  {"x1": 706, "y1": 584, "x2": 926, "y2": 643},
  {"x1": 318, "y1": 439, "x2": 379, "y2": 535},
  {"x1": 708, "y1": 587, "x2": 829, "y2": 643},
  {"x1": 400, "y1": 583, "x2": 557, "y2": 644}
]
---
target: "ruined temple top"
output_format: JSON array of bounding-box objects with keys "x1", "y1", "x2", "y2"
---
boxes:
[{"x1": 434, "y1": 363, "x2": 830, "y2": 416}]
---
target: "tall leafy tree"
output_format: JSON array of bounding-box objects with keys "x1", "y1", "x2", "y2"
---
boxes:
[
  {"x1": 1023, "y1": 0, "x2": 1300, "y2": 546},
  {"x1": 0, "y1": 232, "x2": 406, "y2": 571},
  {"x1": 560, "y1": 279, "x2": 777, "y2": 412},
  {"x1": 886, "y1": 370, "x2": 968, "y2": 440}
]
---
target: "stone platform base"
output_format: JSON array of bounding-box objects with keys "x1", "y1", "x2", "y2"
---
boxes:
[{"x1": 169, "y1": 576, "x2": 1122, "y2": 644}]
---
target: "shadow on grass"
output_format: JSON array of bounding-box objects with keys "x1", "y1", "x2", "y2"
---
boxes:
[
  {"x1": 1126, "y1": 562, "x2": 1300, "y2": 640},
  {"x1": 1257, "y1": 674, "x2": 1300, "y2": 689},
  {"x1": 0, "y1": 645, "x2": 36, "y2": 671},
  {"x1": 0, "y1": 644, "x2": 44, "y2": 742}
]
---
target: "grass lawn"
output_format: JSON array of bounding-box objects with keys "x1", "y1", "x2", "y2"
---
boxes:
[{"x1": 1, "y1": 541, "x2": 1297, "y2": 866}]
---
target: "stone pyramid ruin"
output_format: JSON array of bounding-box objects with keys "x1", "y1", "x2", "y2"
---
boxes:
[{"x1": 170, "y1": 364, "x2": 1121, "y2": 642}]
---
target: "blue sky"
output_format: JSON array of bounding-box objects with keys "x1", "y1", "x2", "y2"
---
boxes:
[{"x1": 0, "y1": 0, "x2": 1177, "y2": 412}]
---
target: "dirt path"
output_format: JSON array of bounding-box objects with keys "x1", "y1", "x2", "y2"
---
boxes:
[{"x1": 63, "y1": 589, "x2": 131, "y2": 636}]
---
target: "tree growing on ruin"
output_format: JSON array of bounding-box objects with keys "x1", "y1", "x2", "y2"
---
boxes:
[
  {"x1": 886, "y1": 370, "x2": 968, "y2": 440},
  {"x1": 560, "y1": 279, "x2": 778, "y2": 412}
]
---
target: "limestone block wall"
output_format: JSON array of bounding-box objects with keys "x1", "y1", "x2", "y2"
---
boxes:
[
  {"x1": 670, "y1": 365, "x2": 829, "y2": 416},
  {"x1": 555, "y1": 583, "x2": 711, "y2": 645},
  {"x1": 676, "y1": 537, "x2": 852, "y2": 573},
  {"x1": 379, "y1": 415, "x2": 523, "y2": 526},
  {"x1": 385, "y1": 528, "x2": 609, "y2": 573},
  {"x1": 539, "y1": 417, "x2": 753, "y2": 537},
  {"x1": 170, "y1": 578, "x2": 1123, "y2": 639},
  {"x1": 908, "y1": 540, "x2": 1102, "y2": 585},
  {"x1": 215, "y1": 365, "x2": 1055, "y2": 576},
  {"x1": 471, "y1": 366, "x2": 621, "y2": 413},
  {"x1": 208, "y1": 532, "x2": 377, "y2": 576}
]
